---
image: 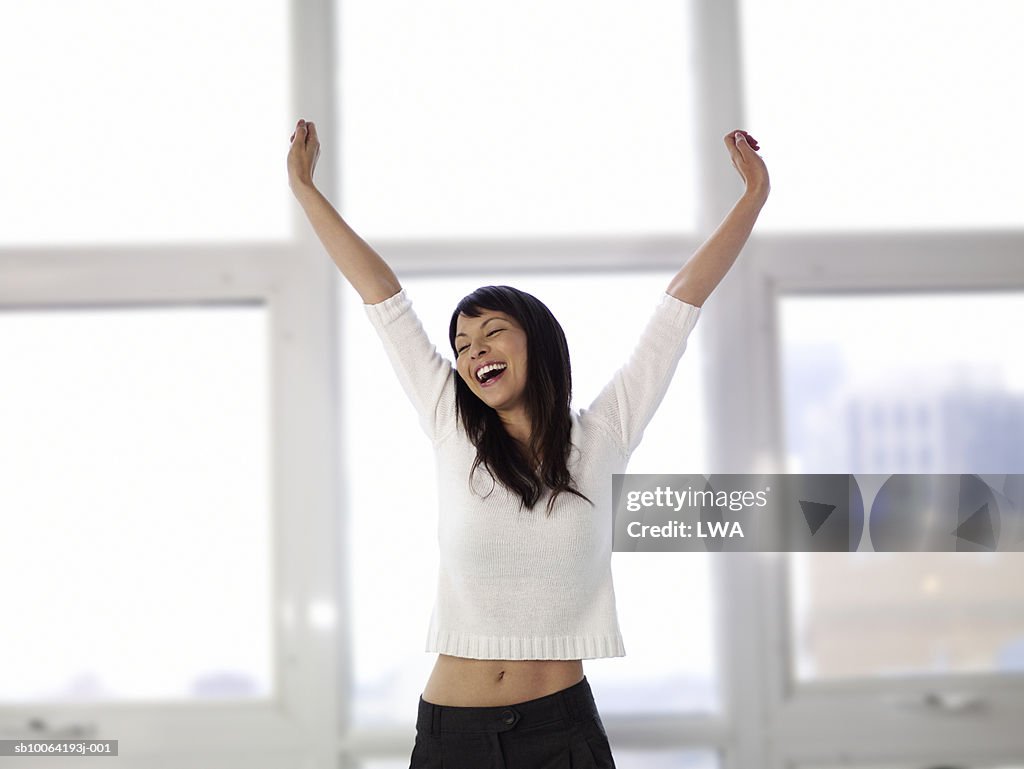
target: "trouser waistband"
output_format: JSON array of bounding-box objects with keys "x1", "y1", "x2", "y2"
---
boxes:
[{"x1": 416, "y1": 675, "x2": 598, "y2": 735}]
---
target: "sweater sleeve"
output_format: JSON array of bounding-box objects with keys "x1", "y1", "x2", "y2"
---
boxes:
[
  {"x1": 582, "y1": 292, "x2": 701, "y2": 456},
  {"x1": 363, "y1": 288, "x2": 457, "y2": 443}
]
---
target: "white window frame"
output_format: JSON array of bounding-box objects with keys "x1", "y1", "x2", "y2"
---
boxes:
[{"x1": 3, "y1": 1, "x2": 1023, "y2": 768}]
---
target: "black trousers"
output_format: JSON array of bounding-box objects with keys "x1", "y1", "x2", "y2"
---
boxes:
[{"x1": 410, "y1": 675, "x2": 616, "y2": 768}]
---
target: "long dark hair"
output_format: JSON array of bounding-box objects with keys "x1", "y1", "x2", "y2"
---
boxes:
[{"x1": 448, "y1": 285, "x2": 593, "y2": 516}]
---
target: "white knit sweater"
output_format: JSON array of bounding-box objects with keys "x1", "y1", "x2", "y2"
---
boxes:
[{"x1": 364, "y1": 288, "x2": 701, "y2": 660}]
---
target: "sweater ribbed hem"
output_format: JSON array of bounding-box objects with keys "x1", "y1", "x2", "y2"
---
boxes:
[
  {"x1": 426, "y1": 629, "x2": 626, "y2": 660},
  {"x1": 363, "y1": 287, "x2": 411, "y2": 325},
  {"x1": 659, "y1": 292, "x2": 702, "y2": 329}
]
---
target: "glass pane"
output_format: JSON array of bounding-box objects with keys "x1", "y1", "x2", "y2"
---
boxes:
[
  {"x1": 0, "y1": 303, "x2": 273, "y2": 701},
  {"x1": 790, "y1": 551, "x2": 1024, "y2": 681},
  {"x1": 740, "y1": 0, "x2": 1023, "y2": 232},
  {"x1": 594, "y1": 552, "x2": 719, "y2": 715},
  {"x1": 780, "y1": 292, "x2": 1024, "y2": 682},
  {"x1": 0, "y1": 0, "x2": 291, "y2": 246},
  {"x1": 337, "y1": 1, "x2": 697, "y2": 239},
  {"x1": 779, "y1": 292, "x2": 1024, "y2": 475},
  {"x1": 342, "y1": 272, "x2": 715, "y2": 726},
  {"x1": 341, "y1": 280, "x2": 441, "y2": 726}
]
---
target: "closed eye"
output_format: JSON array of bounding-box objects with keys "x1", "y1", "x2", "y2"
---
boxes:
[{"x1": 456, "y1": 328, "x2": 504, "y2": 356}]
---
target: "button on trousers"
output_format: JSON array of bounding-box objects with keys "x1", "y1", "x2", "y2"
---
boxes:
[{"x1": 409, "y1": 675, "x2": 616, "y2": 768}]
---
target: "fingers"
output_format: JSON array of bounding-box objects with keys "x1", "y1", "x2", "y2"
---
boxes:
[
  {"x1": 723, "y1": 129, "x2": 760, "y2": 152},
  {"x1": 290, "y1": 119, "x2": 318, "y2": 145}
]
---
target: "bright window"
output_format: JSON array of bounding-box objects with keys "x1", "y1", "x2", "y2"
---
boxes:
[
  {"x1": 790, "y1": 551, "x2": 1024, "y2": 682},
  {"x1": 779, "y1": 291, "x2": 1024, "y2": 682},
  {"x1": 740, "y1": 0, "x2": 1023, "y2": 232},
  {"x1": 0, "y1": 303, "x2": 273, "y2": 702},
  {"x1": 0, "y1": 0, "x2": 292, "y2": 246},
  {"x1": 778, "y1": 291, "x2": 1024, "y2": 474},
  {"x1": 337, "y1": 0, "x2": 697, "y2": 239}
]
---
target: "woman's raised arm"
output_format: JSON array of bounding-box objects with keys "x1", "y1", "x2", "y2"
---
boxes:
[
  {"x1": 666, "y1": 129, "x2": 770, "y2": 308},
  {"x1": 287, "y1": 118, "x2": 401, "y2": 305}
]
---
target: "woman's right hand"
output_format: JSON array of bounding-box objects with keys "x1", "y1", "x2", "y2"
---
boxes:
[{"x1": 288, "y1": 118, "x2": 320, "y2": 191}]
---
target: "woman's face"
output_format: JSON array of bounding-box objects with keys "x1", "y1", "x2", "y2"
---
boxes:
[{"x1": 454, "y1": 309, "x2": 529, "y2": 412}]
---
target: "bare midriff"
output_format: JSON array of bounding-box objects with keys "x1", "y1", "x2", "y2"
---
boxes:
[{"x1": 421, "y1": 654, "x2": 584, "y2": 707}]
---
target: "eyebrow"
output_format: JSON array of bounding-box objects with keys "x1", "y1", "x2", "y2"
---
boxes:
[{"x1": 455, "y1": 316, "x2": 505, "y2": 338}]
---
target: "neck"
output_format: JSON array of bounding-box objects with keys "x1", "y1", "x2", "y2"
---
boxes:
[
  {"x1": 498, "y1": 406, "x2": 546, "y2": 470},
  {"x1": 497, "y1": 404, "x2": 532, "y2": 448}
]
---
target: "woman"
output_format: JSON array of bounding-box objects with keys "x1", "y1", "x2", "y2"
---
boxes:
[{"x1": 288, "y1": 118, "x2": 769, "y2": 768}]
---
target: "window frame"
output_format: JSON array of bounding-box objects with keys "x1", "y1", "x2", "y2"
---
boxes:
[{"x1": 3, "y1": 1, "x2": 1024, "y2": 768}]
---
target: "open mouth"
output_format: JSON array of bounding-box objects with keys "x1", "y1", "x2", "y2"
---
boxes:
[
  {"x1": 476, "y1": 362, "x2": 508, "y2": 387},
  {"x1": 479, "y1": 369, "x2": 506, "y2": 388}
]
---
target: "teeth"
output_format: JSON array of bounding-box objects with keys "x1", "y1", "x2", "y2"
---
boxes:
[{"x1": 476, "y1": 362, "x2": 508, "y2": 382}]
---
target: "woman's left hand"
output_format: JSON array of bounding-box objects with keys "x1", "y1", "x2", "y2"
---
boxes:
[{"x1": 724, "y1": 129, "x2": 769, "y2": 200}]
